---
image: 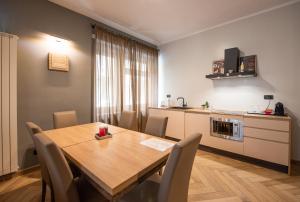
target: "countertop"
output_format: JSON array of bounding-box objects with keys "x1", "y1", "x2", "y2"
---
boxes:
[{"x1": 148, "y1": 107, "x2": 291, "y2": 121}]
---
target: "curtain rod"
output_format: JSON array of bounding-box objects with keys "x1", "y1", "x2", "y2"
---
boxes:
[{"x1": 90, "y1": 23, "x2": 158, "y2": 50}]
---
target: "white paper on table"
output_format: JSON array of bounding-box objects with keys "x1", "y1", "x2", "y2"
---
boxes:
[{"x1": 140, "y1": 138, "x2": 175, "y2": 152}]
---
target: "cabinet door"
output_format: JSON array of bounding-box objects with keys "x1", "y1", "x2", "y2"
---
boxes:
[
  {"x1": 165, "y1": 110, "x2": 185, "y2": 140},
  {"x1": 148, "y1": 109, "x2": 185, "y2": 140},
  {"x1": 185, "y1": 113, "x2": 210, "y2": 145}
]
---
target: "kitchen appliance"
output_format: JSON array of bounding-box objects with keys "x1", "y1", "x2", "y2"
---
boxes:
[
  {"x1": 224, "y1": 47, "x2": 240, "y2": 73},
  {"x1": 275, "y1": 102, "x2": 285, "y2": 116},
  {"x1": 210, "y1": 117, "x2": 243, "y2": 141}
]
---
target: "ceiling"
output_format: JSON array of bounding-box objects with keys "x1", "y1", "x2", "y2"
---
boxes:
[{"x1": 49, "y1": 0, "x2": 297, "y2": 45}]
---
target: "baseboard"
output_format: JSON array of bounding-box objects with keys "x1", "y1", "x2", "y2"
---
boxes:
[
  {"x1": 17, "y1": 164, "x2": 40, "y2": 176},
  {"x1": 0, "y1": 165, "x2": 40, "y2": 182},
  {"x1": 198, "y1": 144, "x2": 288, "y2": 173},
  {"x1": 291, "y1": 159, "x2": 300, "y2": 165}
]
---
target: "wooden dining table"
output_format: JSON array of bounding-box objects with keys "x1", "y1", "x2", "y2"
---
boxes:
[{"x1": 44, "y1": 122, "x2": 175, "y2": 201}]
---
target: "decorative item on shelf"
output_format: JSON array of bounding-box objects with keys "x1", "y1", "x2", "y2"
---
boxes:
[
  {"x1": 240, "y1": 61, "x2": 245, "y2": 72},
  {"x1": 166, "y1": 94, "x2": 171, "y2": 107},
  {"x1": 48, "y1": 53, "x2": 69, "y2": 72},
  {"x1": 240, "y1": 55, "x2": 256, "y2": 73},
  {"x1": 212, "y1": 60, "x2": 224, "y2": 74},
  {"x1": 206, "y1": 49, "x2": 257, "y2": 80},
  {"x1": 221, "y1": 67, "x2": 224, "y2": 74},
  {"x1": 201, "y1": 101, "x2": 209, "y2": 110}
]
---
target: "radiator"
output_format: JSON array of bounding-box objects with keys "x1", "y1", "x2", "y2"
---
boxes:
[{"x1": 0, "y1": 32, "x2": 18, "y2": 176}]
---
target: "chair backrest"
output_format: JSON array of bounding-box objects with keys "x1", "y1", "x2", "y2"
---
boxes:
[
  {"x1": 144, "y1": 116, "x2": 168, "y2": 138},
  {"x1": 53, "y1": 110, "x2": 78, "y2": 129},
  {"x1": 158, "y1": 133, "x2": 202, "y2": 202},
  {"x1": 25, "y1": 122, "x2": 51, "y2": 186},
  {"x1": 32, "y1": 132, "x2": 80, "y2": 202},
  {"x1": 118, "y1": 111, "x2": 136, "y2": 130},
  {"x1": 26, "y1": 122, "x2": 43, "y2": 135}
]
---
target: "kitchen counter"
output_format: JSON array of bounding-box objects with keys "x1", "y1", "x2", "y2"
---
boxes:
[
  {"x1": 148, "y1": 107, "x2": 291, "y2": 120},
  {"x1": 148, "y1": 106, "x2": 210, "y2": 113}
]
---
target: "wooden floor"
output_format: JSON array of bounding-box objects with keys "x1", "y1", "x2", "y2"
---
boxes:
[{"x1": 0, "y1": 150, "x2": 300, "y2": 202}]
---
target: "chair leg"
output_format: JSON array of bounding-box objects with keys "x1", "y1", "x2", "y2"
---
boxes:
[
  {"x1": 158, "y1": 168, "x2": 163, "y2": 176},
  {"x1": 41, "y1": 180, "x2": 46, "y2": 202},
  {"x1": 50, "y1": 186, "x2": 55, "y2": 202}
]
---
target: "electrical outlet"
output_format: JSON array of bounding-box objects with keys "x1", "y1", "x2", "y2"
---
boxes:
[{"x1": 264, "y1": 95, "x2": 274, "y2": 100}]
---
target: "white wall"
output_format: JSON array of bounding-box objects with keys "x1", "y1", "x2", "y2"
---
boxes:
[{"x1": 158, "y1": 3, "x2": 300, "y2": 160}]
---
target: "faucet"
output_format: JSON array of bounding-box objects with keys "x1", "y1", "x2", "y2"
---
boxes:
[{"x1": 177, "y1": 97, "x2": 187, "y2": 107}]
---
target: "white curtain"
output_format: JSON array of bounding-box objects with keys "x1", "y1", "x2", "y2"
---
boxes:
[{"x1": 93, "y1": 27, "x2": 158, "y2": 131}]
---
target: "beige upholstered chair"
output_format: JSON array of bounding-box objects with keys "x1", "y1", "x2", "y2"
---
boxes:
[
  {"x1": 32, "y1": 132, "x2": 106, "y2": 202},
  {"x1": 53, "y1": 110, "x2": 78, "y2": 129},
  {"x1": 144, "y1": 116, "x2": 168, "y2": 138},
  {"x1": 118, "y1": 111, "x2": 136, "y2": 130},
  {"x1": 119, "y1": 133, "x2": 202, "y2": 202},
  {"x1": 144, "y1": 116, "x2": 169, "y2": 175},
  {"x1": 25, "y1": 122, "x2": 53, "y2": 202}
]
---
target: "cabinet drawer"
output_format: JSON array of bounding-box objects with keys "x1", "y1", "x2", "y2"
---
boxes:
[
  {"x1": 244, "y1": 118, "x2": 289, "y2": 132},
  {"x1": 244, "y1": 127, "x2": 289, "y2": 143},
  {"x1": 205, "y1": 136, "x2": 244, "y2": 154},
  {"x1": 244, "y1": 137, "x2": 289, "y2": 166}
]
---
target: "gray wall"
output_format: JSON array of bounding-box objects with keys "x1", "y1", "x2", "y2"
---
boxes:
[
  {"x1": 159, "y1": 3, "x2": 300, "y2": 160},
  {"x1": 0, "y1": 0, "x2": 95, "y2": 168}
]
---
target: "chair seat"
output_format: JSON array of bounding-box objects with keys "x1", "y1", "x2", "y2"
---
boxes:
[{"x1": 119, "y1": 175, "x2": 161, "y2": 202}]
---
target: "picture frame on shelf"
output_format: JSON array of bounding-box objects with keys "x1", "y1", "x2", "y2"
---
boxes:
[
  {"x1": 212, "y1": 59, "x2": 224, "y2": 74},
  {"x1": 240, "y1": 55, "x2": 256, "y2": 73}
]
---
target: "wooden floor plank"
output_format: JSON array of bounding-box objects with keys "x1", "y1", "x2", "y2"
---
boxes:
[{"x1": 0, "y1": 150, "x2": 299, "y2": 202}]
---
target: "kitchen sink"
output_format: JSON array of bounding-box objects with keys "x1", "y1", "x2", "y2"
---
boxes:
[{"x1": 168, "y1": 106, "x2": 193, "y2": 110}]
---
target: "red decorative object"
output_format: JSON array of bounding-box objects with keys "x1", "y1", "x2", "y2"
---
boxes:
[
  {"x1": 264, "y1": 109, "x2": 273, "y2": 115},
  {"x1": 99, "y1": 127, "x2": 106, "y2": 136}
]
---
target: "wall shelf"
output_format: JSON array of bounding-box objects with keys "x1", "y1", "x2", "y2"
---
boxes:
[{"x1": 205, "y1": 72, "x2": 257, "y2": 80}]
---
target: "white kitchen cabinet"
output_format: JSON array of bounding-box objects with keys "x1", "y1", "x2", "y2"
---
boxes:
[
  {"x1": 183, "y1": 112, "x2": 244, "y2": 155},
  {"x1": 203, "y1": 113, "x2": 244, "y2": 154},
  {"x1": 149, "y1": 108, "x2": 292, "y2": 174},
  {"x1": 244, "y1": 137, "x2": 289, "y2": 165},
  {"x1": 244, "y1": 117, "x2": 289, "y2": 132},
  {"x1": 204, "y1": 136, "x2": 244, "y2": 155},
  {"x1": 149, "y1": 108, "x2": 185, "y2": 139},
  {"x1": 243, "y1": 116, "x2": 291, "y2": 173},
  {"x1": 185, "y1": 112, "x2": 210, "y2": 145}
]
